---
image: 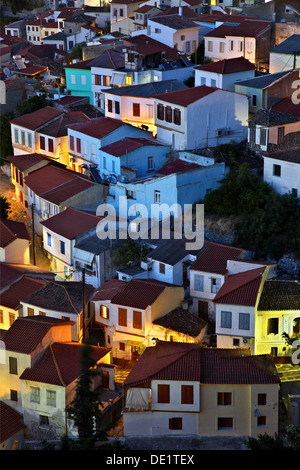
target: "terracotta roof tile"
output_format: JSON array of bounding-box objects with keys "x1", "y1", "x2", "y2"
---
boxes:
[
  {"x1": 212, "y1": 267, "x2": 265, "y2": 306},
  {"x1": 0, "y1": 219, "x2": 31, "y2": 248},
  {"x1": 10, "y1": 106, "x2": 63, "y2": 130},
  {"x1": 156, "y1": 158, "x2": 201, "y2": 175},
  {"x1": 190, "y1": 242, "x2": 245, "y2": 275},
  {"x1": 19, "y1": 342, "x2": 111, "y2": 386},
  {"x1": 101, "y1": 137, "x2": 164, "y2": 157},
  {"x1": 41, "y1": 207, "x2": 102, "y2": 239},
  {"x1": 0, "y1": 276, "x2": 48, "y2": 310},
  {"x1": 2, "y1": 316, "x2": 74, "y2": 354},
  {"x1": 258, "y1": 279, "x2": 300, "y2": 311},
  {"x1": 92, "y1": 279, "x2": 127, "y2": 302},
  {"x1": 124, "y1": 341, "x2": 280, "y2": 388},
  {"x1": 152, "y1": 307, "x2": 207, "y2": 337},
  {"x1": 205, "y1": 19, "x2": 271, "y2": 38},
  {"x1": 154, "y1": 85, "x2": 217, "y2": 106},
  {"x1": 194, "y1": 56, "x2": 255, "y2": 73},
  {"x1": 68, "y1": 117, "x2": 124, "y2": 139},
  {"x1": 0, "y1": 262, "x2": 55, "y2": 292},
  {"x1": 6, "y1": 153, "x2": 50, "y2": 172},
  {"x1": 0, "y1": 402, "x2": 25, "y2": 444}
]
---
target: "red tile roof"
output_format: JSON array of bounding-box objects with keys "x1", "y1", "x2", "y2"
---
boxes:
[
  {"x1": 38, "y1": 111, "x2": 90, "y2": 138},
  {"x1": 156, "y1": 158, "x2": 201, "y2": 175},
  {"x1": 272, "y1": 97, "x2": 300, "y2": 117},
  {"x1": 19, "y1": 342, "x2": 111, "y2": 386},
  {"x1": 92, "y1": 279, "x2": 127, "y2": 302},
  {"x1": 124, "y1": 341, "x2": 280, "y2": 388},
  {"x1": 0, "y1": 276, "x2": 48, "y2": 310},
  {"x1": 108, "y1": 278, "x2": 182, "y2": 309},
  {"x1": 154, "y1": 85, "x2": 217, "y2": 106},
  {"x1": 124, "y1": 34, "x2": 179, "y2": 60},
  {"x1": 24, "y1": 165, "x2": 96, "y2": 204},
  {"x1": 153, "y1": 6, "x2": 200, "y2": 18},
  {"x1": 0, "y1": 262, "x2": 55, "y2": 292},
  {"x1": 10, "y1": 106, "x2": 63, "y2": 130},
  {"x1": 6, "y1": 153, "x2": 50, "y2": 172},
  {"x1": 68, "y1": 117, "x2": 124, "y2": 139},
  {"x1": 41, "y1": 207, "x2": 102, "y2": 239},
  {"x1": 0, "y1": 219, "x2": 31, "y2": 248},
  {"x1": 194, "y1": 56, "x2": 255, "y2": 73},
  {"x1": 13, "y1": 64, "x2": 48, "y2": 76},
  {"x1": 190, "y1": 242, "x2": 245, "y2": 275},
  {"x1": 21, "y1": 281, "x2": 95, "y2": 314},
  {"x1": 2, "y1": 316, "x2": 74, "y2": 354},
  {"x1": 101, "y1": 137, "x2": 164, "y2": 157},
  {"x1": 0, "y1": 402, "x2": 25, "y2": 444},
  {"x1": 205, "y1": 19, "x2": 271, "y2": 39},
  {"x1": 212, "y1": 267, "x2": 265, "y2": 306}
]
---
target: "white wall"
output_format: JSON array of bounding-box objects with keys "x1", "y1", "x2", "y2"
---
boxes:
[{"x1": 263, "y1": 156, "x2": 300, "y2": 197}]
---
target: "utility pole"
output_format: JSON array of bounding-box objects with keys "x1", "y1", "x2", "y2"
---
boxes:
[
  {"x1": 82, "y1": 267, "x2": 86, "y2": 343},
  {"x1": 31, "y1": 203, "x2": 36, "y2": 265}
]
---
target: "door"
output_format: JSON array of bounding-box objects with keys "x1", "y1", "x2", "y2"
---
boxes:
[
  {"x1": 102, "y1": 370, "x2": 109, "y2": 389},
  {"x1": 198, "y1": 300, "x2": 208, "y2": 320}
]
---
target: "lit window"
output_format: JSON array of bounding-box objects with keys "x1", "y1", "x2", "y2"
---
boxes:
[{"x1": 100, "y1": 305, "x2": 109, "y2": 319}]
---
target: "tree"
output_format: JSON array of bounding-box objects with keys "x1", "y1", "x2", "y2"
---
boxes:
[
  {"x1": 0, "y1": 113, "x2": 14, "y2": 164},
  {"x1": 0, "y1": 195, "x2": 11, "y2": 218},
  {"x1": 112, "y1": 239, "x2": 151, "y2": 268},
  {"x1": 16, "y1": 91, "x2": 49, "y2": 116},
  {"x1": 67, "y1": 341, "x2": 105, "y2": 449}
]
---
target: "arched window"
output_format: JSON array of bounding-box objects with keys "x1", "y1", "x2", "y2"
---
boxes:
[{"x1": 293, "y1": 317, "x2": 300, "y2": 337}]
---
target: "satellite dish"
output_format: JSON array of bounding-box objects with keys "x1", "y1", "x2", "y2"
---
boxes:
[{"x1": 3, "y1": 67, "x2": 11, "y2": 77}]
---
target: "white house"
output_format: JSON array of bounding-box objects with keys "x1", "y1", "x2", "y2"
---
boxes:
[
  {"x1": 269, "y1": 34, "x2": 300, "y2": 74},
  {"x1": 153, "y1": 85, "x2": 249, "y2": 150},
  {"x1": 147, "y1": 14, "x2": 200, "y2": 53},
  {"x1": 262, "y1": 148, "x2": 300, "y2": 198},
  {"x1": 204, "y1": 19, "x2": 272, "y2": 67},
  {"x1": 0, "y1": 219, "x2": 31, "y2": 264},
  {"x1": 110, "y1": 0, "x2": 145, "y2": 34},
  {"x1": 194, "y1": 56, "x2": 256, "y2": 92}
]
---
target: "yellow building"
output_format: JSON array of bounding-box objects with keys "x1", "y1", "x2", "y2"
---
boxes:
[{"x1": 123, "y1": 341, "x2": 280, "y2": 439}]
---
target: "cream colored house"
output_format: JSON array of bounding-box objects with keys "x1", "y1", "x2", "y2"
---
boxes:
[
  {"x1": 92, "y1": 278, "x2": 191, "y2": 362},
  {"x1": 255, "y1": 279, "x2": 300, "y2": 358},
  {"x1": 123, "y1": 341, "x2": 280, "y2": 438}
]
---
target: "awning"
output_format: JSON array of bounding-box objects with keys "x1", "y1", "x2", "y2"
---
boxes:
[
  {"x1": 110, "y1": 72, "x2": 126, "y2": 86},
  {"x1": 125, "y1": 387, "x2": 150, "y2": 410},
  {"x1": 73, "y1": 247, "x2": 94, "y2": 265}
]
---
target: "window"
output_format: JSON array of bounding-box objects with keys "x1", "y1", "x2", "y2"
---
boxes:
[
  {"x1": 260, "y1": 128, "x2": 267, "y2": 146},
  {"x1": 218, "y1": 392, "x2": 232, "y2": 406},
  {"x1": 208, "y1": 41, "x2": 213, "y2": 52},
  {"x1": 27, "y1": 133, "x2": 32, "y2": 148},
  {"x1": 230, "y1": 40, "x2": 234, "y2": 51},
  {"x1": 40, "y1": 415, "x2": 49, "y2": 427},
  {"x1": 292, "y1": 188, "x2": 298, "y2": 197},
  {"x1": 28, "y1": 307, "x2": 34, "y2": 316},
  {"x1": 30, "y1": 386, "x2": 40, "y2": 403},
  {"x1": 293, "y1": 317, "x2": 300, "y2": 337},
  {"x1": 185, "y1": 41, "x2": 191, "y2": 53},
  {"x1": 181, "y1": 35, "x2": 185, "y2": 41},
  {"x1": 103, "y1": 156, "x2": 107, "y2": 169},
  {"x1": 194, "y1": 274, "x2": 204, "y2": 292},
  {"x1": 154, "y1": 190, "x2": 161, "y2": 204},
  {"x1": 0, "y1": 310, "x2": 3, "y2": 323},
  {"x1": 218, "y1": 417, "x2": 233, "y2": 430},
  {"x1": 146, "y1": 104, "x2": 153, "y2": 118},
  {"x1": 148, "y1": 156, "x2": 154, "y2": 170},
  {"x1": 251, "y1": 94, "x2": 257, "y2": 107},
  {"x1": 9, "y1": 313, "x2": 15, "y2": 326},
  {"x1": 169, "y1": 417, "x2": 182, "y2": 430},
  {"x1": 21, "y1": 131, "x2": 25, "y2": 146},
  {"x1": 278, "y1": 126, "x2": 285, "y2": 144},
  {"x1": 157, "y1": 104, "x2": 164, "y2": 120},
  {"x1": 47, "y1": 233, "x2": 51, "y2": 247},
  {"x1": 273, "y1": 164, "x2": 281, "y2": 177},
  {"x1": 46, "y1": 390, "x2": 56, "y2": 407},
  {"x1": 174, "y1": 108, "x2": 181, "y2": 125},
  {"x1": 39, "y1": 311, "x2": 46, "y2": 316},
  {"x1": 48, "y1": 138, "x2": 54, "y2": 153},
  {"x1": 257, "y1": 416, "x2": 266, "y2": 426},
  {"x1": 95, "y1": 75, "x2": 101, "y2": 85},
  {"x1": 81, "y1": 75, "x2": 86, "y2": 85},
  {"x1": 119, "y1": 342, "x2": 125, "y2": 351},
  {"x1": 115, "y1": 101, "x2": 120, "y2": 114},
  {"x1": 9, "y1": 357, "x2": 18, "y2": 375},
  {"x1": 221, "y1": 311, "x2": 232, "y2": 329},
  {"x1": 165, "y1": 106, "x2": 172, "y2": 123},
  {"x1": 211, "y1": 79, "x2": 217, "y2": 87},
  {"x1": 159, "y1": 263, "x2": 165, "y2": 274},
  {"x1": 238, "y1": 41, "x2": 243, "y2": 52},
  {"x1": 239, "y1": 312, "x2": 250, "y2": 330},
  {"x1": 10, "y1": 390, "x2": 18, "y2": 402},
  {"x1": 120, "y1": 8, "x2": 124, "y2": 16},
  {"x1": 100, "y1": 305, "x2": 109, "y2": 319},
  {"x1": 157, "y1": 384, "x2": 170, "y2": 403},
  {"x1": 133, "y1": 310, "x2": 142, "y2": 329},
  {"x1": 211, "y1": 278, "x2": 221, "y2": 293},
  {"x1": 40, "y1": 135, "x2": 45, "y2": 150},
  {"x1": 181, "y1": 385, "x2": 193, "y2": 404},
  {"x1": 200, "y1": 76, "x2": 206, "y2": 86},
  {"x1": 258, "y1": 393, "x2": 267, "y2": 406},
  {"x1": 268, "y1": 317, "x2": 279, "y2": 334},
  {"x1": 107, "y1": 99, "x2": 113, "y2": 113},
  {"x1": 76, "y1": 138, "x2": 81, "y2": 153},
  {"x1": 60, "y1": 241, "x2": 65, "y2": 255},
  {"x1": 112, "y1": 160, "x2": 116, "y2": 173},
  {"x1": 233, "y1": 338, "x2": 240, "y2": 347},
  {"x1": 132, "y1": 103, "x2": 140, "y2": 117},
  {"x1": 70, "y1": 74, "x2": 76, "y2": 84},
  {"x1": 118, "y1": 308, "x2": 127, "y2": 327},
  {"x1": 70, "y1": 135, "x2": 74, "y2": 151},
  {"x1": 219, "y1": 42, "x2": 225, "y2": 53},
  {"x1": 103, "y1": 76, "x2": 110, "y2": 86}
]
